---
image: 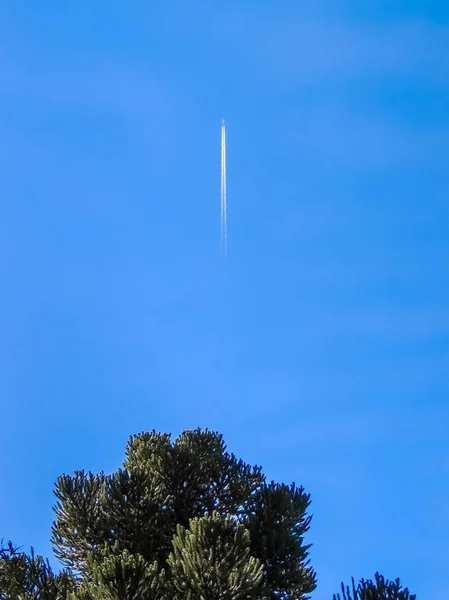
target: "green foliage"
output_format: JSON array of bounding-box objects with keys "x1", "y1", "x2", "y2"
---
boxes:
[
  {"x1": 0, "y1": 542, "x2": 28, "y2": 599},
  {"x1": 1, "y1": 428, "x2": 417, "y2": 600},
  {"x1": 52, "y1": 471, "x2": 108, "y2": 573},
  {"x1": 51, "y1": 429, "x2": 266, "y2": 572},
  {"x1": 123, "y1": 429, "x2": 265, "y2": 525},
  {"x1": 334, "y1": 572, "x2": 417, "y2": 600},
  {"x1": 0, "y1": 541, "x2": 73, "y2": 600},
  {"x1": 243, "y1": 482, "x2": 316, "y2": 600},
  {"x1": 102, "y1": 467, "x2": 171, "y2": 567},
  {"x1": 51, "y1": 428, "x2": 315, "y2": 598},
  {"x1": 70, "y1": 542, "x2": 163, "y2": 600},
  {"x1": 167, "y1": 512, "x2": 263, "y2": 600}
]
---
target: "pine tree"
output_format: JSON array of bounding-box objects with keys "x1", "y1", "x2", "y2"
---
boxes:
[
  {"x1": 51, "y1": 428, "x2": 316, "y2": 599},
  {"x1": 167, "y1": 512, "x2": 263, "y2": 600},
  {"x1": 243, "y1": 482, "x2": 315, "y2": 600},
  {"x1": 69, "y1": 543, "x2": 162, "y2": 600},
  {"x1": 1, "y1": 428, "x2": 416, "y2": 600},
  {"x1": 52, "y1": 470, "x2": 109, "y2": 573},
  {"x1": 333, "y1": 572, "x2": 416, "y2": 600},
  {"x1": 0, "y1": 541, "x2": 73, "y2": 600}
]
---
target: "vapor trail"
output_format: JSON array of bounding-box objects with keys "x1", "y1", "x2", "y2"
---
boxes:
[{"x1": 221, "y1": 120, "x2": 227, "y2": 258}]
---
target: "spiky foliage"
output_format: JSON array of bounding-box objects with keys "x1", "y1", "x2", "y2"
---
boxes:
[
  {"x1": 52, "y1": 429, "x2": 265, "y2": 571},
  {"x1": 2, "y1": 429, "x2": 417, "y2": 600},
  {"x1": 0, "y1": 541, "x2": 28, "y2": 600},
  {"x1": 51, "y1": 429, "x2": 316, "y2": 599},
  {"x1": 333, "y1": 572, "x2": 416, "y2": 600},
  {"x1": 69, "y1": 543, "x2": 163, "y2": 600},
  {"x1": 52, "y1": 471, "x2": 108, "y2": 573},
  {"x1": 0, "y1": 540, "x2": 73, "y2": 600},
  {"x1": 167, "y1": 512, "x2": 264, "y2": 600},
  {"x1": 243, "y1": 482, "x2": 316, "y2": 600},
  {"x1": 123, "y1": 429, "x2": 265, "y2": 525}
]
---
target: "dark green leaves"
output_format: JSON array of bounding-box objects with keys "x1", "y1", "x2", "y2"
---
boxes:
[
  {"x1": 52, "y1": 429, "x2": 266, "y2": 573},
  {"x1": 243, "y1": 482, "x2": 316, "y2": 600},
  {"x1": 52, "y1": 471, "x2": 108, "y2": 572},
  {"x1": 70, "y1": 544, "x2": 162, "y2": 600},
  {"x1": 2, "y1": 427, "x2": 415, "y2": 600},
  {"x1": 333, "y1": 573, "x2": 417, "y2": 600},
  {"x1": 168, "y1": 512, "x2": 263, "y2": 600},
  {"x1": 0, "y1": 541, "x2": 73, "y2": 600}
]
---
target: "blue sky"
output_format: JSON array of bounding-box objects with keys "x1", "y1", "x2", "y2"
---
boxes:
[{"x1": 1, "y1": 1, "x2": 448, "y2": 598}]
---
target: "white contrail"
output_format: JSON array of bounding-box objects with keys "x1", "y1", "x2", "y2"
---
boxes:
[{"x1": 221, "y1": 119, "x2": 227, "y2": 258}]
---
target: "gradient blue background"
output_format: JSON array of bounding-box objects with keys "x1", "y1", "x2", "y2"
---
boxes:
[{"x1": 1, "y1": 1, "x2": 448, "y2": 598}]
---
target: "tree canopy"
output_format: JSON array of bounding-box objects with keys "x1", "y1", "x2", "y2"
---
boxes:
[
  {"x1": 332, "y1": 572, "x2": 416, "y2": 600},
  {"x1": 1, "y1": 428, "x2": 415, "y2": 600}
]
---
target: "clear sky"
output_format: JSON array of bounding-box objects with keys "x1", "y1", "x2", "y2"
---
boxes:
[{"x1": 1, "y1": 1, "x2": 448, "y2": 598}]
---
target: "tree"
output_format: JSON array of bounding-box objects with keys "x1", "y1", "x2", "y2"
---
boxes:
[
  {"x1": 168, "y1": 512, "x2": 263, "y2": 600},
  {"x1": 243, "y1": 482, "x2": 315, "y2": 600},
  {"x1": 0, "y1": 540, "x2": 73, "y2": 600},
  {"x1": 333, "y1": 572, "x2": 417, "y2": 600},
  {"x1": 69, "y1": 543, "x2": 162, "y2": 600},
  {"x1": 1, "y1": 428, "x2": 417, "y2": 600},
  {"x1": 51, "y1": 428, "x2": 316, "y2": 599}
]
